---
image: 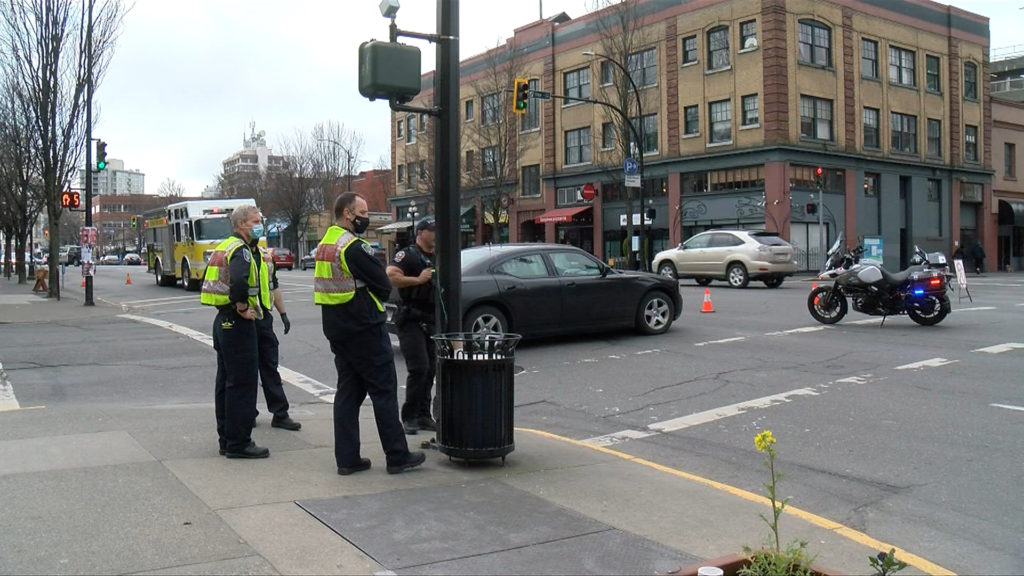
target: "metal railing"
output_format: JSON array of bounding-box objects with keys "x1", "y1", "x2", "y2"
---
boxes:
[
  {"x1": 992, "y1": 45, "x2": 1024, "y2": 62},
  {"x1": 992, "y1": 78, "x2": 1024, "y2": 93}
]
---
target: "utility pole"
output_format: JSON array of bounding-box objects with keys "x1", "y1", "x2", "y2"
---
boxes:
[
  {"x1": 435, "y1": 0, "x2": 461, "y2": 334},
  {"x1": 84, "y1": 0, "x2": 94, "y2": 306}
]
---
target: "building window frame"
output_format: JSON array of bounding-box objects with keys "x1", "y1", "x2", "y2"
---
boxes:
[
  {"x1": 482, "y1": 146, "x2": 498, "y2": 179},
  {"x1": 798, "y1": 20, "x2": 831, "y2": 67},
  {"x1": 627, "y1": 47, "x2": 658, "y2": 87},
  {"x1": 627, "y1": 113, "x2": 659, "y2": 155},
  {"x1": 926, "y1": 54, "x2": 941, "y2": 93},
  {"x1": 889, "y1": 45, "x2": 916, "y2": 88},
  {"x1": 564, "y1": 126, "x2": 592, "y2": 166},
  {"x1": 599, "y1": 61, "x2": 613, "y2": 85},
  {"x1": 927, "y1": 118, "x2": 942, "y2": 159},
  {"x1": 741, "y1": 94, "x2": 759, "y2": 126},
  {"x1": 464, "y1": 99, "x2": 474, "y2": 122},
  {"x1": 1006, "y1": 143, "x2": 1017, "y2": 178},
  {"x1": 964, "y1": 124, "x2": 978, "y2": 163},
  {"x1": 863, "y1": 107, "x2": 879, "y2": 149},
  {"x1": 684, "y1": 105, "x2": 699, "y2": 136},
  {"x1": 708, "y1": 99, "x2": 731, "y2": 144},
  {"x1": 861, "y1": 38, "x2": 878, "y2": 79},
  {"x1": 864, "y1": 172, "x2": 879, "y2": 197},
  {"x1": 707, "y1": 26, "x2": 730, "y2": 71},
  {"x1": 482, "y1": 92, "x2": 500, "y2": 126},
  {"x1": 521, "y1": 164, "x2": 541, "y2": 197},
  {"x1": 964, "y1": 61, "x2": 978, "y2": 101},
  {"x1": 799, "y1": 95, "x2": 833, "y2": 141},
  {"x1": 397, "y1": 119, "x2": 404, "y2": 139},
  {"x1": 682, "y1": 35, "x2": 698, "y2": 65},
  {"x1": 740, "y1": 20, "x2": 757, "y2": 50},
  {"x1": 563, "y1": 67, "x2": 591, "y2": 105},
  {"x1": 891, "y1": 112, "x2": 918, "y2": 154},
  {"x1": 601, "y1": 122, "x2": 615, "y2": 150},
  {"x1": 406, "y1": 114, "x2": 417, "y2": 144},
  {"x1": 464, "y1": 150, "x2": 474, "y2": 174}
]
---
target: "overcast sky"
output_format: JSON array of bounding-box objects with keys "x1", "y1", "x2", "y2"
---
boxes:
[{"x1": 95, "y1": 0, "x2": 1020, "y2": 197}]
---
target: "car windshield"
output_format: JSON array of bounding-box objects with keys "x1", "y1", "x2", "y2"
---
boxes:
[
  {"x1": 750, "y1": 233, "x2": 790, "y2": 246},
  {"x1": 192, "y1": 217, "x2": 233, "y2": 241}
]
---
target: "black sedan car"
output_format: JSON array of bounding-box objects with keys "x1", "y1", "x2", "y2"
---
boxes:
[{"x1": 445, "y1": 244, "x2": 681, "y2": 338}]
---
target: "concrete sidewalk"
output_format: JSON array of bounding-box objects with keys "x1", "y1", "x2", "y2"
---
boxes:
[{"x1": 0, "y1": 277, "x2": 944, "y2": 575}]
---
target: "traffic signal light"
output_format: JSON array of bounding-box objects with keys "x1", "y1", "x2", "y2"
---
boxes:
[
  {"x1": 61, "y1": 191, "x2": 81, "y2": 209},
  {"x1": 814, "y1": 166, "x2": 824, "y2": 189},
  {"x1": 130, "y1": 215, "x2": 137, "y2": 229},
  {"x1": 96, "y1": 140, "x2": 107, "y2": 171},
  {"x1": 806, "y1": 202, "x2": 818, "y2": 215},
  {"x1": 512, "y1": 77, "x2": 529, "y2": 115}
]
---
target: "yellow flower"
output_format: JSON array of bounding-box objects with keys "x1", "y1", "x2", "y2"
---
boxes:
[{"x1": 754, "y1": 430, "x2": 776, "y2": 452}]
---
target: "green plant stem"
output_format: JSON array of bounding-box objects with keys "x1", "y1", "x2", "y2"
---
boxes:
[{"x1": 768, "y1": 451, "x2": 780, "y2": 554}]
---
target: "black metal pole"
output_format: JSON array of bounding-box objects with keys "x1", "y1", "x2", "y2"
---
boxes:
[
  {"x1": 434, "y1": 0, "x2": 460, "y2": 333},
  {"x1": 84, "y1": 0, "x2": 94, "y2": 305}
]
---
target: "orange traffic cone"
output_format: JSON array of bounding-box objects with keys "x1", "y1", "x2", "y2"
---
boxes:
[
  {"x1": 80, "y1": 276, "x2": 85, "y2": 287},
  {"x1": 125, "y1": 272, "x2": 132, "y2": 285},
  {"x1": 700, "y1": 287, "x2": 715, "y2": 313}
]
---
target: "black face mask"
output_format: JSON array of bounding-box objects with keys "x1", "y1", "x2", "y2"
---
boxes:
[{"x1": 351, "y1": 216, "x2": 370, "y2": 234}]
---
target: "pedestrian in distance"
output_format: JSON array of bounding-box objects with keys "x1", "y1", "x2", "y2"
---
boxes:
[
  {"x1": 971, "y1": 240, "x2": 986, "y2": 275},
  {"x1": 253, "y1": 237, "x2": 301, "y2": 432},
  {"x1": 386, "y1": 217, "x2": 438, "y2": 435},
  {"x1": 315, "y1": 192, "x2": 426, "y2": 476},
  {"x1": 200, "y1": 205, "x2": 269, "y2": 459}
]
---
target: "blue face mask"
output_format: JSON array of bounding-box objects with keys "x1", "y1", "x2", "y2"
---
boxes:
[{"x1": 251, "y1": 224, "x2": 264, "y2": 240}]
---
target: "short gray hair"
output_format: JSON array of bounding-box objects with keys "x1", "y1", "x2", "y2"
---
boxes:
[{"x1": 230, "y1": 205, "x2": 260, "y2": 230}]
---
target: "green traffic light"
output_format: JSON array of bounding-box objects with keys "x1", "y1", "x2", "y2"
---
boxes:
[{"x1": 97, "y1": 160, "x2": 106, "y2": 170}]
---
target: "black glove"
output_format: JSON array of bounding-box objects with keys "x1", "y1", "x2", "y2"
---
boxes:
[{"x1": 280, "y1": 313, "x2": 290, "y2": 335}]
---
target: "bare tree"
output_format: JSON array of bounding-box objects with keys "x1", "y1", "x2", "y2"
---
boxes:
[
  {"x1": 0, "y1": 78, "x2": 44, "y2": 282},
  {"x1": 311, "y1": 120, "x2": 364, "y2": 199},
  {"x1": 592, "y1": 0, "x2": 650, "y2": 268},
  {"x1": 463, "y1": 41, "x2": 523, "y2": 243},
  {"x1": 266, "y1": 127, "x2": 329, "y2": 253},
  {"x1": 0, "y1": 0, "x2": 126, "y2": 297},
  {"x1": 156, "y1": 177, "x2": 186, "y2": 197},
  {"x1": 374, "y1": 153, "x2": 394, "y2": 201}
]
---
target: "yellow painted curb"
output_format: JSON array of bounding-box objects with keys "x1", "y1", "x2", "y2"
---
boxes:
[{"x1": 516, "y1": 427, "x2": 954, "y2": 576}]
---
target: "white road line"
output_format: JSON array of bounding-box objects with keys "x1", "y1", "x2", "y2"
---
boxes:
[
  {"x1": 118, "y1": 314, "x2": 336, "y2": 402},
  {"x1": 991, "y1": 403, "x2": 1024, "y2": 412},
  {"x1": 648, "y1": 387, "x2": 820, "y2": 433},
  {"x1": 694, "y1": 336, "x2": 746, "y2": 347},
  {"x1": 973, "y1": 343, "x2": 1024, "y2": 354},
  {"x1": 1016, "y1": 303, "x2": 1024, "y2": 307},
  {"x1": 121, "y1": 295, "x2": 198, "y2": 305},
  {"x1": 0, "y1": 362, "x2": 21, "y2": 412},
  {"x1": 894, "y1": 357, "x2": 958, "y2": 370},
  {"x1": 764, "y1": 326, "x2": 827, "y2": 336},
  {"x1": 848, "y1": 318, "x2": 884, "y2": 325},
  {"x1": 582, "y1": 429, "x2": 659, "y2": 447},
  {"x1": 956, "y1": 306, "x2": 997, "y2": 312}
]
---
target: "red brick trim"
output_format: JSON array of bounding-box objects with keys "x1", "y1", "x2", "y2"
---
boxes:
[
  {"x1": 983, "y1": 55, "x2": 992, "y2": 169},
  {"x1": 842, "y1": 7, "x2": 856, "y2": 151},
  {"x1": 761, "y1": 0, "x2": 789, "y2": 145},
  {"x1": 665, "y1": 20, "x2": 680, "y2": 157},
  {"x1": 949, "y1": 40, "x2": 962, "y2": 164}
]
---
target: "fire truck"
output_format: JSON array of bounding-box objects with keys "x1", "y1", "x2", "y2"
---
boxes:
[{"x1": 143, "y1": 199, "x2": 265, "y2": 290}]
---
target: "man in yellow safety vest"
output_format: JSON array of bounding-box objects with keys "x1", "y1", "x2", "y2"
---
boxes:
[{"x1": 315, "y1": 192, "x2": 425, "y2": 476}]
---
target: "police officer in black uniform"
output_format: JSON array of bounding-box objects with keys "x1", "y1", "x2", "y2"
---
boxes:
[
  {"x1": 208, "y1": 205, "x2": 268, "y2": 459},
  {"x1": 386, "y1": 218, "x2": 437, "y2": 435},
  {"x1": 254, "y1": 242, "x2": 301, "y2": 431}
]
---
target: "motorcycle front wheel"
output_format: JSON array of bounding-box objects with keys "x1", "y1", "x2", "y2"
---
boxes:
[
  {"x1": 807, "y1": 286, "x2": 848, "y2": 324},
  {"x1": 908, "y1": 294, "x2": 949, "y2": 326}
]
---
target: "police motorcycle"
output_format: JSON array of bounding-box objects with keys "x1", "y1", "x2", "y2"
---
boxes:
[{"x1": 807, "y1": 232, "x2": 952, "y2": 326}]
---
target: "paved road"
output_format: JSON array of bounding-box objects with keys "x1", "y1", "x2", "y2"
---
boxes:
[{"x1": 12, "y1": 265, "x2": 1024, "y2": 574}]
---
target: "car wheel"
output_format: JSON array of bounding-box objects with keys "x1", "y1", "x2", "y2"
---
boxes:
[
  {"x1": 727, "y1": 263, "x2": 749, "y2": 289},
  {"x1": 463, "y1": 305, "x2": 508, "y2": 335},
  {"x1": 636, "y1": 291, "x2": 674, "y2": 335},
  {"x1": 763, "y1": 276, "x2": 784, "y2": 288},
  {"x1": 695, "y1": 277, "x2": 712, "y2": 286},
  {"x1": 657, "y1": 262, "x2": 677, "y2": 280}
]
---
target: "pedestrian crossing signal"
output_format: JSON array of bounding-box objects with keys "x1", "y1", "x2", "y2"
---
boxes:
[{"x1": 61, "y1": 191, "x2": 81, "y2": 209}]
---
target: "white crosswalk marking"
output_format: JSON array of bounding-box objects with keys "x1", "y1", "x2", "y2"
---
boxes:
[
  {"x1": 894, "y1": 358, "x2": 958, "y2": 370},
  {"x1": 648, "y1": 387, "x2": 820, "y2": 433},
  {"x1": 974, "y1": 343, "x2": 1024, "y2": 354},
  {"x1": 0, "y1": 362, "x2": 20, "y2": 412}
]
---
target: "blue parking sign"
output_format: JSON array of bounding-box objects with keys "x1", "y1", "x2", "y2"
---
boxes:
[{"x1": 624, "y1": 157, "x2": 638, "y2": 176}]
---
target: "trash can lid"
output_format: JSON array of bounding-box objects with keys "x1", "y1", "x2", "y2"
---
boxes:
[{"x1": 432, "y1": 332, "x2": 522, "y2": 358}]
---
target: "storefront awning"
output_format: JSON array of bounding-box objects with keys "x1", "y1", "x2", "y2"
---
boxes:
[
  {"x1": 376, "y1": 221, "x2": 412, "y2": 233},
  {"x1": 998, "y1": 200, "x2": 1024, "y2": 226},
  {"x1": 535, "y1": 206, "x2": 591, "y2": 224}
]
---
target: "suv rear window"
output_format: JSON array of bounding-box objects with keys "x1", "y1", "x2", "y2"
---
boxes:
[
  {"x1": 274, "y1": 248, "x2": 291, "y2": 256},
  {"x1": 750, "y1": 233, "x2": 789, "y2": 246}
]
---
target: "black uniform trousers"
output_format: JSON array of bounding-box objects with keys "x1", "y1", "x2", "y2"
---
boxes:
[
  {"x1": 398, "y1": 321, "x2": 436, "y2": 423},
  {"x1": 329, "y1": 322, "x2": 410, "y2": 468},
  {"x1": 255, "y1": 311, "x2": 290, "y2": 418},
  {"x1": 213, "y1": 310, "x2": 259, "y2": 451}
]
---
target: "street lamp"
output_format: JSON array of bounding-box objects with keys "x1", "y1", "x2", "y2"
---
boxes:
[
  {"x1": 317, "y1": 137, "x2": 359, "y2": 192},
  {"x1": 407, "y1": 199, "x2": 419, "y2": 238},
  {"x1": 582, "y1": 50, "x2": 646, "y2": 271}
]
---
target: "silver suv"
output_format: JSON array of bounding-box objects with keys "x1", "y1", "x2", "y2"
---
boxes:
[{"x1": 653, "y1": 229, "x2": 798, "y2": 288}]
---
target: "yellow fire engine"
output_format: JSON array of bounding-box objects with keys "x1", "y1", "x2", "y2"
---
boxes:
[{"x1": 143, "y1": 199, "x2": 266, "y2": 290}]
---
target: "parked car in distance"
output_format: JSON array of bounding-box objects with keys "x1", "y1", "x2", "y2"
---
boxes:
[
  {"x1": 404, "y1": 244, "x2": 681, "y2": 339},
  {"x1": 122, "y1": 253, "x2": 143, "y2": 266},
  {"x1": 300, "y1": 248, "x2": 316, "y2": 270},
  {"x1": 270, "y1": 247, "x2": 293, "y2": 270},
  {"x1": 100, "y1": 254, "x2": 120, "y2": 265},
  {"x1": 60, "y1": 245, "x2": 82, "y2": 266},
  {"x1": 653, "y1": 229, "x2": 799, "y2": 289}
]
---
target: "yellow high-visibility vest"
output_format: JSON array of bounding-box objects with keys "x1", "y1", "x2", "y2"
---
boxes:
[
  {"x1": 313, "y1": 225, "x2": 382, "y2": 311},
  {"x1": 200, "y1": 236, "x2": 263, "y2": 317}
]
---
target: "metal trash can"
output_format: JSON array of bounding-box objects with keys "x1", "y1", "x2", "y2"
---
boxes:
[{"x1": 432, "y1": 332, "x2": 521, "y2": 463}]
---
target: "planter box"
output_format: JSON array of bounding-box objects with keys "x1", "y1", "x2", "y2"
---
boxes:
[{"x1": 664, "y1": 553, "x2": 840, "y2": 576}]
